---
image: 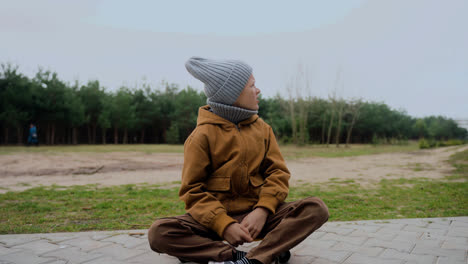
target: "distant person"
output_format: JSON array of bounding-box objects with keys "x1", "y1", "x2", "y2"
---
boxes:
[
  {"x1": 148, "y1": 57, "x2": 329, "y2": 264},
  {"x1": 27, "y1": 123, "x2": 38, "y2": 146}
]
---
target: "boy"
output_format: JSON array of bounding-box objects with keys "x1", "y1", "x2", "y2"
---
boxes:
[{"x1": 148, "y1": 57, "x2": 329, "y2": 264}]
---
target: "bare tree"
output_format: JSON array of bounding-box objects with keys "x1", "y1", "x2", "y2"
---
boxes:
[
  {"x1": 286, "y1": 79, "x2": 297, "y2": 144},
  {"x1": 335, "y1": 69, "x2": 348, "y2": 147},
  {"x1": 345, "y1": 99, "x2": 362, "y2": 147},
  {"x1": 287, "y1": 63, "x2": 312, "y2": 145},
  {"x1": 326, "y1": 70, "x2": 342, "y2": 147},
  {"x1": 326, "y1": 98, "x2": 335, "y2": 147},
  {"x1": 335, "y1": 99, "x2": 345, "y2": 147},
  {"x1": 296, "y1": 64, "x2": 312, "y2": 145},
  {"x1": 321, "y1": 114, "x2": 326, "y2": 144},
  {"x1": 114, "y1": 127, "x2": 118, "y2": 144}
]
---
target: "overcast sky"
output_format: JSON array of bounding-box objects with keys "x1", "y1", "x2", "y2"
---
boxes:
[{"x1": 1, "y1": 0, "x2": 467, "y2": 119}]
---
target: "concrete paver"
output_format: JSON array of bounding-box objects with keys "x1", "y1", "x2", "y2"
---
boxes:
[
  {"x1": 0, "y1": 235, "x2": 41, "y2": 247},
  {"x1": 441, "y1": 237, "x2": 468, "y2": 250},
  {"x1": 320, "y1": 233, "x2": 367, "y2": 245},
  {"x1": 362, "y1": 238, "x2": 415, "y2": 253},
  {"x1": 379, "y1": 248, "x2": 436, "y2": 264},
  {"x1": 61, "y1": 237, "x2": 114, "y2": 252},
  {"x1": 435, "y1": 256, "x2": 467, "y2": 264},
  {"x1": 41, "y1": 246, "x2": 103, "y2": 263},
  {"x1": 10, "y1": 240, "x2": 63, "y2": 255},
  {"x1": 0, "y1": 246, "x2": 22, "y2": 256},
  {"x1": 100, "y1": 234, "x2": 147, "y2": 249},
  {"x1": 0, "y1": 217, "x2": 467, "y2": 264},
  {"x1": 330, "y1": 242, "x2": 383, "y2": 257},
  {"x1": 0, "y1": 250, "x2": 56, "y2": 264},
  {"x1": 343, "y1": 253, "x2": 403, "y2": 264},
  {"x1": 88, "y1": 243, "x2": 147, "y2": 261}
]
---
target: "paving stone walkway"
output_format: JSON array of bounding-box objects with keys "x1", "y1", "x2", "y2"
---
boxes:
[{"x1": 0, "y1": 217, "x2": 467, "y2": 264}]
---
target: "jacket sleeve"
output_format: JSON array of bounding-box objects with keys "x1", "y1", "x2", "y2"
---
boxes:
[
  {"x1": 254, "y1": 126, "x2": 290, "y2": 214},
  {"x1": 179, "y1": 132, "x2": 236, "y2": 238}
]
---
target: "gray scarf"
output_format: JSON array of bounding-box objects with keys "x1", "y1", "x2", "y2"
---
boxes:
[{"x1": 207, "y1": 99, "x2": 257, "y2": 124}]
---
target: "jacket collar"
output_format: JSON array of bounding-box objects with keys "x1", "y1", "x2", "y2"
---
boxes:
[{"x1": 197, "y1": 105, "x2": 258, "y2": 128}]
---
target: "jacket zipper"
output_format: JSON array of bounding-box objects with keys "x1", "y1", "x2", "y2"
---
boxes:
[{"x1": 235, "y1": 123, "x2": 248, "y2": 194}]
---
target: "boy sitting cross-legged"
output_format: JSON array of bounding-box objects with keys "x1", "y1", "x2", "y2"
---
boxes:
[{"x1": 148, "y1": 57, "x2": 329, "y2": 264}]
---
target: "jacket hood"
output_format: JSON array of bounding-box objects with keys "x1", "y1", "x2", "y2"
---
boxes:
[{"x1": 197, "y1": 105, "x2": 259, "y2": 128}]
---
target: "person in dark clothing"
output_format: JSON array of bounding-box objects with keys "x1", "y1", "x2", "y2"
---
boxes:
[{"x1": 27, "y1": 123, "x2": 38, "y2": 146}]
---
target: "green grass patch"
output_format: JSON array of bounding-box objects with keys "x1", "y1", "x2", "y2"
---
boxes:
[
  {"x1": 1, "y1": 148, "x2": 467, "y2": 234},
  {"x1": 2, "y1": 176, "x2": 466, "y2": 234},
  {"x1": 406, "y1": 162, "x2": 432, "y2": 172},
  {"x1": 0, "y1": 143, "x2": 420, "y2": 158},
  {"x1": 0, "y1": 184, "x2": 184, "y2": 234},
  {"x1": 448, "y1": 147, "x2": 468, "y2": 178},
  {"x1": 0, "y1": 144, "x2": 184, "y2": 155},
  {"x1": 279, "y1": 142, "x2": 419, "y2": 159},
  {"x1": 288, "y1": 176, "x2": 467, "y2": 221}
]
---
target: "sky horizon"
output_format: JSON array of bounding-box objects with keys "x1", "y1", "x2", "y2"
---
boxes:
[{"x1": 1, "y1": 0, "x2": 467, "y2": 119}]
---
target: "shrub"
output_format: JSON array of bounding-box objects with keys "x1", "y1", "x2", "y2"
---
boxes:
[
  {"x1": 371, "y1": 134, "x2": 383, "y2": 146},
  {"x1": 166, "y1": 124, "x2": 180, "y2": 144},
  {"x1": 419, "y1": 138, "x2": 466, "y2": 149},
  {"x1": 443, "y1": 139, "x2": 466, "y2": 146},
  {"x1": 427, "y1": 138, "x2": 438, "y2": 148},
  {"x1": 419, "y1": 138, "x2": 430, "y2": 149}
]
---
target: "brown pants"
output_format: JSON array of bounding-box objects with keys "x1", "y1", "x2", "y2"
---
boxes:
[{"x1": 148, "y1": 197, "x2": 329, "y2": 264}]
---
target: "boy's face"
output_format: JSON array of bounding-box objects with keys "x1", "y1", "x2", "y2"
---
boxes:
[{"x1": 233, "y1": 75, "x2": 261, "y2": 111}]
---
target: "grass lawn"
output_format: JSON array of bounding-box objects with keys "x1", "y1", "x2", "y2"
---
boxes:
[
  {"x1": 1, "y1": 148, "x2": 466, "y2": 234},
  {"x1": 279, "y1": 142, "x2": 419, "y2": 159},
  {"x1": 0, "y1": 142, "x2": 420, "y2": 159},
  {"x1": 0, "y1": 144, "x2": 185, "y2": 155}
]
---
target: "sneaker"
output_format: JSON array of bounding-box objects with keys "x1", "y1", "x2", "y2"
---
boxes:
[
  {"x1": 275, "y1": 250, "x2": 291, "y2": 264},
  {"x1": 208, "y1": 257, "x2": 254, "y2": 264},
  {"x1": 207, "y1": 250, "x2": 247, "y2": 264},
  {"x1": 208, "y1": 250, "x2": 290, "y2": 264}
]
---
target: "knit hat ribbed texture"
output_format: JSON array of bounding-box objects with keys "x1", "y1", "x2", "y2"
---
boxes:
[{"x1": 185, "y1": 56, "x2": 252, "y2": 105}]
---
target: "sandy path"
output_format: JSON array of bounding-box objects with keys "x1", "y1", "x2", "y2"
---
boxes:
[
  {"x1": 288, "y1": 145, "x2": 468, "y2": 187},
  {"x1": 1, "y1": 145, "x2": 466, "y2": 192}
]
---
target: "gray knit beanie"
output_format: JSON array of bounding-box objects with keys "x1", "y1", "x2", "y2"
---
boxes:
[{"x1": 185, "y1": 56, "x2": 252, "y2": 105}]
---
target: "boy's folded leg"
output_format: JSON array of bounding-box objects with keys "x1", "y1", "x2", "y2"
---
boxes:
[
  {"x1": 148, "y1": 214, "x2": 234, "y2": 263},
  {"x1": 246, "y1": 197, "x2": 329, "y2": 264}
]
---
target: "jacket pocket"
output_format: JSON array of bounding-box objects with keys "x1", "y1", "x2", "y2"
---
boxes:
[
  {"x1": 205, "y1": 176, "x2": 231, "y2": 191},
  {"x1": 249, "y1": 174, "x2": 265, "y2": 187}
]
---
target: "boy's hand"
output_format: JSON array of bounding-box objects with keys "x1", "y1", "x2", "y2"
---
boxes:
[
  {"x1": 240, "y1": 207, "x2": 269, "y2": 239},
  {"x1": 223, "y1": 223, "x2": 253, "y2": 247}
]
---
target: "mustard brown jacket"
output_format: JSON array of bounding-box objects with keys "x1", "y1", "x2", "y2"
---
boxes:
[{"x1": 179, "y1": 105, "x2": 290, "y2": 238}]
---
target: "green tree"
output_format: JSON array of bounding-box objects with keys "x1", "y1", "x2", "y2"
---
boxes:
[
  {"x1": 64, "y1": 81, "x2": 86, "y2": 144},
  {"x1": 149, "y1": 81, "x2": 178, "y2": 143},
  {"x1": 78, "y1": 80, "x2": 105, "y2": 144},
  {"x1": 33, "y1": 69, "x2": 68, "y2": 145},
  {"x1": 98, "y1": 93, "x2": 112, "y2": 144},
  {"x1": 259, "y1": 95, "x2": 291, "y2": 142},
  {"x1": 109, "y1": 87, "x2": 136, "y2": 144},
  {"x1": 0, "y1": 63, "x2": 32, "y2": 144},
  {"x1": 413, "y1": 119, "x2": 428, "y2": 139},
  {"x1": 132, "y1": 84, "x2": 157, "y2": 143},
  {"x1": 169, "y1": 86, "x2": 206, "y2": 143}
]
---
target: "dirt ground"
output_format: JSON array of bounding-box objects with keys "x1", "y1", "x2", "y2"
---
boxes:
[{"x1": 1, "y1": 145, "x2": 467, "y2": 193}]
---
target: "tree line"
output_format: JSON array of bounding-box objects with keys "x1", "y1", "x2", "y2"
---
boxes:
[{"x1": 1, "y1": 63, "x2": 466, "y2": 145}]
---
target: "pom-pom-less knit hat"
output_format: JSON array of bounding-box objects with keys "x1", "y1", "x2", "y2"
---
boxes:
[{"x1": 185, "y1": 57, "x2": 252, "y2": 105}]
